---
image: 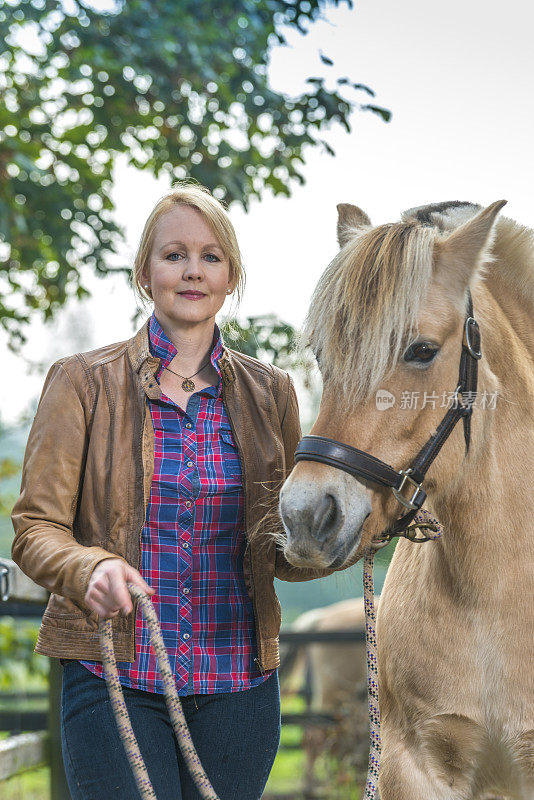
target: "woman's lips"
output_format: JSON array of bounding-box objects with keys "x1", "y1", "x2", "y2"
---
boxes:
[{"x1": 178, "y1": 291, "x2": 206, "y2": 300}]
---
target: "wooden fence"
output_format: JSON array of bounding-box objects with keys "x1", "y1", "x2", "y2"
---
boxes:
[{"x1": 0, "y1": 558, "x2": 366, "y2": 800}]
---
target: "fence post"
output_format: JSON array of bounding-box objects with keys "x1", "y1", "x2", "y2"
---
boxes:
[{"x1": 48, "y1": 658, "x2": 71, "y2": 800}]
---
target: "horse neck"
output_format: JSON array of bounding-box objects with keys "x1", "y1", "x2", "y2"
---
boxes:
[{"x1": 428, "y1": 286, "x2": 534, "y2": 603}]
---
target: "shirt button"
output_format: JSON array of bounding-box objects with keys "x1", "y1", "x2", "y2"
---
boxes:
[
  {"x1": 183, "y1": 542, "x2": 189, "y2": 548},
  {"x1": 185, "y1": 423, "x2": 192, "y2": 429},
  {"x1": 187, "y1": 461, "x2": 194, "y2": 468},
  {"x1": 183, "y1": 587, "x2": 190, "y2": 594},
  {"x1": 183, "y1": 633, "x2": 190, "y2": 640},
  {"x1": 185, "y1": 500, "x2": 192, "y2": 508}
]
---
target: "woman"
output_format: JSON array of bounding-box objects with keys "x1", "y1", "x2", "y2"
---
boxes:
[{"x1": 11, "y1": 183, "x2": 338, "y2": 800}]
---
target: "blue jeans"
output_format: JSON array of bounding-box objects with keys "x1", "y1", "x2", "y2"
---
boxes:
[{"x1": 60, "y1": 659, "x2": 281, "y2": 800}]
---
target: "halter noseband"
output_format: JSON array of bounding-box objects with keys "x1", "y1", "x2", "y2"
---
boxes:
[{"x1": 294, "y1": 290, "x2": 482, "y2": 540}]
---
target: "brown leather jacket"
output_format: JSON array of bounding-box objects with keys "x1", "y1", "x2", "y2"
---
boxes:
[{"x1": 11, "y1": 319, "x2": 337, "y2": 671}]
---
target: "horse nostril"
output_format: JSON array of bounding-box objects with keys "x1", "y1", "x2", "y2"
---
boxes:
[{"x1": 313, "y1": 493, "x2": 338, "y2": 541}]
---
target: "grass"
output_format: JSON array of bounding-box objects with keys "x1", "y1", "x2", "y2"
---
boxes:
[
  {"x1": 1, "y1": 767, "x2": 49, "y2": 800},
  {"x1": 265, "y1": 691, "x2": 305, "y2": 794}
]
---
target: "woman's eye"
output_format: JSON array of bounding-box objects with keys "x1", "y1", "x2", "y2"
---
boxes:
[
  {"x1": 404, "y1": 341, "x2": 439, "y2": 364},
  {"x1": 166, "y1": 252, "x2": 183, "y2": 261},
  {"x1": 204, "y1": 253, "x2": 220, "y2": 263}
]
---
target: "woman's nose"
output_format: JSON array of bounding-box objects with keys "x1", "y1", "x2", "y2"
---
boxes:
[{"x1": 182, "y1": 257, "x2": 203, "y2": 279}]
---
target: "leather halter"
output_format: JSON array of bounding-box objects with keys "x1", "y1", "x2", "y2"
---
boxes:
[{"x1": 294, "y1": 290, "x2": 482, "y2": 540}]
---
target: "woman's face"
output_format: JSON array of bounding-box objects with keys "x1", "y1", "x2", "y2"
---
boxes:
[{"x1": 143, "y1": 204, "x2": 233, "y2": 329}]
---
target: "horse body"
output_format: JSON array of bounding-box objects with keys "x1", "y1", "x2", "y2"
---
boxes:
[
  {"x1": 279, "y1": 201, "x2": 534, "y2": 799},
  {"x1": 377, "y1": 222, "x2": 534, "y2": 799}
]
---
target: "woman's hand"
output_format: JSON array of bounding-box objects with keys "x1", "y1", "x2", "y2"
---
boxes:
[{"x1": 84, "y1": 559, "x2": 155, "y2": 619}]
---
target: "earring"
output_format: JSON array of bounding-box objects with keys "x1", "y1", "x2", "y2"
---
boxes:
[{"x1": 226, "y1": 289, "x2": 232, "y2": 295}]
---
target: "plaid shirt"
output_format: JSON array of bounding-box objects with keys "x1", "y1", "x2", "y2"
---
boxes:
[{"x1": 80, "y1": 312, "x2": 273, "y2": 694}]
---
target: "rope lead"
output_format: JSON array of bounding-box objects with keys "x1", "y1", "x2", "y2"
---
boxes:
[
  {"x1": 99, "y1": 583, "x2": 220, "y2": 800},
  {"x1": 362, "y1": 508, "x2": 443, "y2": 798}
]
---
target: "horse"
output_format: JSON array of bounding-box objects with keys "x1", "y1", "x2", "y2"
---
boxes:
[
  {"x1": 280, "y1": 597, "x2": 371, "y2": 707},
  {"x1": 277, "y1": 200, "x2": 534, "y2": 800},
  {"x1": 280, "y1": 598, "x2": 373, "y2": 791}
]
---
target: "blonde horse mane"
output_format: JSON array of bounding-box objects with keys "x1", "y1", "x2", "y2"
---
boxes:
[{"x1": 305, "y1": 200, "x2": 534, "y2": 405}]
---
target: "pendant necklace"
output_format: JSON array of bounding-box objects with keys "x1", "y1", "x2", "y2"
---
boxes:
[{"x1": 164, "y1": 359, "x2": 211, "y2": 392}]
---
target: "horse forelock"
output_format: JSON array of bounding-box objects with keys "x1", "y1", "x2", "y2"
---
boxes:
[{"x1": 305, "y1": 220, "x2": 436, "y2": 404}]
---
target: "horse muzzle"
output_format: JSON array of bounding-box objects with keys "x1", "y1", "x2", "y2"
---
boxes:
[{"x1": 279, "y1": 465, "x2": 372, "y2": 568}]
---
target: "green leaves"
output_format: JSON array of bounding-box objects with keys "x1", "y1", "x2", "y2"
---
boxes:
[
  {"x1": 0, "y1": 618, "x2": 48, "y2": 690},
  {"x1": 0, "y1": 0, "x2": 390, "y2": 349},
  {"x1": 221, "y1": 314, "x2": 316, "y2": 387},
  {"x1": 362, "y1": 104, "x2": 392, "y2": 122}
]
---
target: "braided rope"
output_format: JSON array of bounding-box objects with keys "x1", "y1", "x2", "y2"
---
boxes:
[
  {"x1": 362, "y1": 508, "x2": 443, "y2": 799},
  {"x1": 98, "y1": 582, "x2": 220, "y2": 800}
]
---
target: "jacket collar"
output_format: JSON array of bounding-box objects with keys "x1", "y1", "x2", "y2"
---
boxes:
[{"x1": 127, "y1": 316, "x2": 235, "y2": 399}]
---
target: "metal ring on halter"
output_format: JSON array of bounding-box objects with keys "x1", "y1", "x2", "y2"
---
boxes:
[
  {"x1": 391, "y1": 468, "x2": 425, "y2": 511},
  {"x1": 464, "y1": 317, "x2": 482, "y2": 359}
]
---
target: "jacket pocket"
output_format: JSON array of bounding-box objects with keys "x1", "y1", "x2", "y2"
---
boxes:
[{"x1": 43, "y1": 593, "x2": 90, "y2": 619}]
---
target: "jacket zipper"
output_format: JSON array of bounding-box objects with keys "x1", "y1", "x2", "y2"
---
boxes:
[{"x1": 221, "y1": 375, "x2": 265, "y2": 674}]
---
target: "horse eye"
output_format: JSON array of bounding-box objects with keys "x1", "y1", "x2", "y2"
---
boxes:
[{"x1": 404, "y1": 341, "x2": 439, "y2": 364}]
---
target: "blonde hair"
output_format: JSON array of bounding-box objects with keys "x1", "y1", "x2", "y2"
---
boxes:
[{"x1": 132, "y1": 181, "x2": 245, "y2": 307}]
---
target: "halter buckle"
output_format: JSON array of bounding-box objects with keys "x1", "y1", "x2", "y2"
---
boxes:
[
  {"x1": 392, "y1": 468, "x2": 425, "y2": 511},
  {"x1": 463, "y1": 317, "x2": 482, "y2": 359}
]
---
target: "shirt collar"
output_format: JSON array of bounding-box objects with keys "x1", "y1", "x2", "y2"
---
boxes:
[{"x1": 148, "y1": 311, "x2": 223, "y2": 392}]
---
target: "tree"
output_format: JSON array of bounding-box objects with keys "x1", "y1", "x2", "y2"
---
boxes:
[
  {"x1": 223, "y1": 314, "x2": 326, "y2": 436},
  {"x1": 222, "y1": 313, "x2": 313, "y2": 380},
  {"x1": 0, "y1": 0, "x2": 390, "y2": 350}
]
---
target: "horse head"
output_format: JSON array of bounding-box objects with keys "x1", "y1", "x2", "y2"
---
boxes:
[{"x1": 279, "y1": 199, "x2": 506, "y2": 569}]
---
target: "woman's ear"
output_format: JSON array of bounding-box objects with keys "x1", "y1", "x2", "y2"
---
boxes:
[
  {"x1": 226, "y1": 271, "x2": 237, "y2": 295},
  {"x1": 140, "y1": 269, "x2": 151, "y2": 291}
]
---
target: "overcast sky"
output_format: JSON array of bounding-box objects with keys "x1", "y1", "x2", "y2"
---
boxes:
[{"x1": 2, "y1": 0, "x2": 533, "y2": 425}]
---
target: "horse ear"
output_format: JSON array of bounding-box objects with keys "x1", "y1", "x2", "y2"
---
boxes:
[
  {"x1": 336, "y1": 203, "x2": 372, "y2": 247},
  {"x1": 434, "y1": 199, "x2": 507, "y2": 297}
]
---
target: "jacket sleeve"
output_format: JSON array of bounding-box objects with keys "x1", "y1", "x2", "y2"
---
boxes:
[
  {"x1": 11, "y1": 361, "x2": 126, "y2": 607},
  {"x1": 273, "y1": 371, "x2": 338, "y2": 582}
]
